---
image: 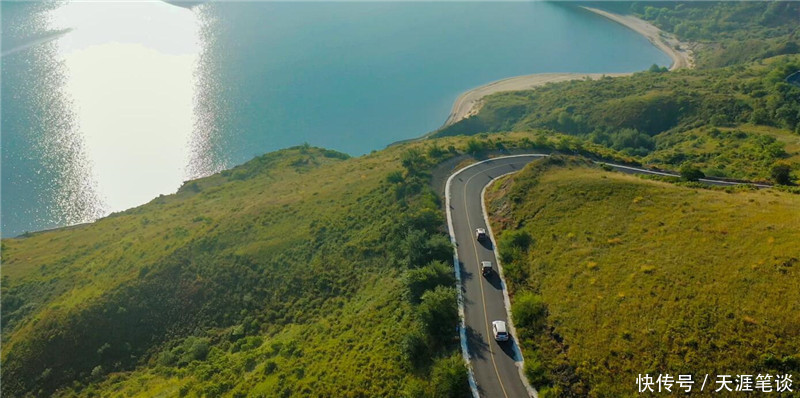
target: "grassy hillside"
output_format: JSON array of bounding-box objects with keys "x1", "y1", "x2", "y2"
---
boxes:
[
  {"x1": 486, "y1": 157, "x2": 800, "y2": 397},
  {"x1": 4, "y1": 3, "x2": 798, "y2": 395},
  {"x1": 1, "y1": 143, "x2": 475, "y2": 397},
  {"x1": 2, "y1": 131, "x2": 632, "y2": 397},
  {"x1": 622, "y1": 1, "x2": 800, "y2": 68},
  {"x1": 436, "y1": 55, "x2": 800, "y2": 182}
]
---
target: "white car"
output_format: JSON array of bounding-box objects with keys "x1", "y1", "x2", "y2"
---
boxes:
[
  {"x1": 475, "y1": 228, "x2": 487, "y2": 241},
  {"x1": 492, "y1": 320, "x2": 509, "y2": 342}
]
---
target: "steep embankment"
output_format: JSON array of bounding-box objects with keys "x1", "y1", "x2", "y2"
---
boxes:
[{"x1": 485, "y1": 157, "x2": 800, "y2": 397}]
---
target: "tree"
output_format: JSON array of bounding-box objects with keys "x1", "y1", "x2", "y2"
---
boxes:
[
  {"x1": 430, "y1": 356, "x2": 470, "y2": 398},
  {"x1": 401, "y1": 231, "x2": 453, "y2": 268},
  {"x1": 771, "y1": 163, "x2": 792, "y2": 185},
  {"x1": 405, "y1": 261, "x2": 456, "y2": 304},
  {"x1": 418, "y1": 287, "x2": 458, "y2": 345},
  {"x1": 401, "y1": 329, "x2": 429, "y2": 368},
  {"x1": 680, "y1": 164, "x2": 705, "y2": 182}
]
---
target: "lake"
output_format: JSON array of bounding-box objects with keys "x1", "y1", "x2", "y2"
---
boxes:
[{"x1": 1, "y1": 1, "x2": 669, "y2": 237}]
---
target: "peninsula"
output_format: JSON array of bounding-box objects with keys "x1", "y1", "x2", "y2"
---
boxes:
[{"x1": 442, "y1": 6, "x2": 694, "y2": 127}]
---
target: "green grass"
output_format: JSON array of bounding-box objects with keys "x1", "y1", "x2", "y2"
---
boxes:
[
  {"x1": 8, "y1": 132, "x2": 616, "y2": 397},
  {"x1": 436, "y1": 55, "x2": 800, "y2": 182},
  {"x1": 486, "y1": 157, "x2": 800, "y2": 397},
  {"x1": 3, "y1": 5, "x2": 798, "y2": 392},
  {"x1": 0, "y1": 141, "x2": 476, "y2": 397}
]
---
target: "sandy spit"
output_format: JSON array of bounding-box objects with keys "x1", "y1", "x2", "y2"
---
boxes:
[
  {"x1": 440, "y1": 8, "x2": 694, "y2": 128},
  {"x1": 442, "y1": 72, "x2": 631, "y2": 127}
]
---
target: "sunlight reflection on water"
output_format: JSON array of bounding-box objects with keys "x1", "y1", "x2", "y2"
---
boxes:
[
  {"x1": 2, "y1": 2, "x2": 107, "y2": 236},
  {"x1": 51, "y1": 1, "x2": 201, "y2": 214},
  {"x1": 2, "y1": 1, "x2": 669, "y2": 236}
]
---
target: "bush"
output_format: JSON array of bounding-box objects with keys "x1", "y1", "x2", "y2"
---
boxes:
[
  {"x1": 430, "y1": 356, "x2": 470, "y2": 398},
  {"x1": 401, "y1": 329, "x2": 429, "y2": 369},
  {"x1": 504, "y1": 230, "x2": 533, "y2": 250},
  {"x1": 404, "y1": 261, "x2": 455, "y2": 304},
  {"x1": 499, "y1": 230, "x2": 533, "y2": 263},
  {"x1": 465, "y1": 138, "x2": 489, "y2": 156},
  {"x1": 512, "y1": 292, "x2": 547, "y2": 332},
  {"x1": 771, "y1": 163, "x2": 793, "y2": 185},
  {"x1": 401, "y1": 231, "x2": 453, "y2": 268},
  {"x1": 524, "y1": 356, "x2": 550, "y2": 387},
  {"x1": 401, "y1": 148, "x2": 427, "y2": 176},
  {"x1": 386, "y1": 170, "x2": 404, "y2": 184},
  {"x1": 680, "y1": 164, "x2": 706, "y2": 182},
  {"x1": 418, "y1": 287, "x2": 458, "y2": 345},
  {"x1": 427, "y1": 144, "x2": 447, "y2": 159}
]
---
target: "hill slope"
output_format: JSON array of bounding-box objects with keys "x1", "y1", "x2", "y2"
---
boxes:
[
  {"x1": 486, "y1": 157, "x2": 800, "y2": 397},
  {"x1": 1, "y1": 144, "x2": 472, "y2": 397},
  {"x1": 436, "y1": 55, "x2": 800, "y2": 182}
]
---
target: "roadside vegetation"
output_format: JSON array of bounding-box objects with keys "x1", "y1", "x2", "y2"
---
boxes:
[
  {"x1": 486, "y1": 156, "x2": 800, "y2": 397},
  {"x1": 0, "y1": 130, "x2": 640, "y2": 397},
  {"x1": 436, "y1": 55, "x2": 800, "y2": 183},
  {"x1": 623, "y1": 1, "x2": 799, "y2": 69},
  {"x1": 1, "y1": 144, "x2": 473, "y2": 397},
  {"x1": 3, "y1": 2, "x2": 799, "y2": 396}
]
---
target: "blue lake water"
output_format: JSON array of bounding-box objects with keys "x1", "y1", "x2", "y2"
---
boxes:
[{"x1": 1, "y1": 2, "x2": 669, "y2": 237}]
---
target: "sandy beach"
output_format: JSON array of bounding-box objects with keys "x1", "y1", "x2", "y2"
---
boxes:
[
  {"x1": 582, "y1": 7, "x2": 693, "y2": 71},
  {"x1": 442, "y1": 72, "x2": 631, "y2": 127},
  {"x1": 441, "y1": 8, "x2": 694, "y2": 128}
]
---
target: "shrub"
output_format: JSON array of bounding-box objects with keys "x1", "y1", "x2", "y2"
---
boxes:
[
  {"x1": 185, "y1": 337, "x2": 210, "y2": 362},
  {"x1": 418, "y1": 287, "x2": 458, "y2": 345},
  {"x1": 499, "y1": 230, "x2": 533, "y2": 263},
  {"x1": 386, "y1": 170, "x2": 404, "y2": 184},
  {"x1": 401, "y1": 148, "x2": 427, "y2": 176},
  {"x1": 430, "y1": 356, "x2": 470, "y2": 398},
  {"x1": 771, "y1": 163, "x2": 792, "y2": 185},
  {"x1": 524, "y1": 356, "x2": 550, "y2": 387},
  {"x1": 427, "y1": 144, "x2": 447, "y2": 159},
  {"x1": 404, "y1": 261, "x2": 455, "y2": 304},
  {"x1": 512, "y1": 292, "x2": 547, "y2": 332},
  {"x1": 504, "y1": 230, "x2": 533, "y2": 250},
  {"x1": 465, "y1": 138, "x2": 489, "y2": 156},
  {"x1": 401, "y1": 231, "x2": 453, "y2": 268},
  {"x1": 680, "y1": 164, "x2": 706, "y2": 182},
  {"x1": 401, "y1": 329, "x2": 429, "y2": 369}
]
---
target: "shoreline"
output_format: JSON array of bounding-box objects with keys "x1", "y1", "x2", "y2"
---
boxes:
[
  {"x1": 582, "y1": 7, "x2": 693, "y2": 71},
  {"x1": 440, "y1": 7, "x2": 694, "y2": 128},
  {"x1": 442, "y1": 72, "x2": 631, "y2": 127}
]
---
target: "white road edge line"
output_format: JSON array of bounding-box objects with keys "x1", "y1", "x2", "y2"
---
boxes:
[
  {"x1": 481, "y1": 171, "x2": 539, "y2": 398},
  {"x1": 444, "y1": 153, "x2": 770, "y2": 398},
  {"x1": 607, "y1": 163, "x2": 772, "y2": 188},
  {"x1": 445, "y1": 154, "x2": 547, "y2": 398}
]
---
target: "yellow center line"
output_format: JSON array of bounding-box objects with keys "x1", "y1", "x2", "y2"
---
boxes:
[{"x1": 462, "y1": 162, "x2": 515, "y2": 398}]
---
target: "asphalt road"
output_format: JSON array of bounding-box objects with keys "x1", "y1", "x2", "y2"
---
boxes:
[
  {"x1": 445, "y1": 154, "x2": 769, "y2": 398},
  {"x1": 447, "y1": 155, "x2": 545, "y2": 398}
]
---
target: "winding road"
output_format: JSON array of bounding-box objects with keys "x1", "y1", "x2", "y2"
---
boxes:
[{"x1": 445, "y1": 154, "x2": 769, "y2": 398}]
